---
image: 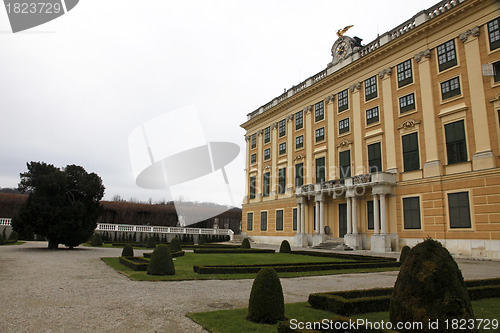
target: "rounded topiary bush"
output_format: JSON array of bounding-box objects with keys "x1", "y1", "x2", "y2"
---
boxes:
[
  {"x1": 279, "y1": 240, "x2": 291, "y2": 253},
  {"x1": 241, "y1": 238, "x2": 251, "y2": 249},
  {"x1": 170, "y1": 237, "x2": 182, "y2": 253},
  {"x1": 121, "y1": 244, "x2": 134, "y2": 257},
  {"x1": 146, "y1": 236, "x2": 156, "y2": 249},
  {"x1": 399, "y1": 245, "x2": 411, "y2": 263},
  {"x1": 390, "y1": 238, "x2": 474, "y2": 332},
  {"x1": 0, "y1": 234, "x2": 5, "y2": 245},
  {"x1": 90, "y1": 233, "x2": 103, "y2": 246},
  {"x1": 247, "y1": 267, "x2": 285, "y2": 324},
  {"x1": 147, "y1": 244, "x2": 175, "y2": 276},
  {"x1": 8, "y1": 231, "x2": 18, "y2": 242},
  {"x1": 198, "y1": 235, "x2": 206, "y2": 245}
]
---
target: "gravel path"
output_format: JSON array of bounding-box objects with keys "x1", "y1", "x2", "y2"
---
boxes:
[{"x1": 1, "y1": 242, "x2": 499, "y2": 333}]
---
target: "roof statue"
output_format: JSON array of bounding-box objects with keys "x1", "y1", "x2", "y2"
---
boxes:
[{"x1": 337, "y1": 25, "x2": 354, "y2": 38}]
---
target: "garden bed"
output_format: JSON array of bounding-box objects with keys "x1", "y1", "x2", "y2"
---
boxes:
[
  {"x1": 118, "y1": 256, "x2": 149, "y2": 271},
  {"x1": 193, "y1": 248, "x2": 275, "y2": 254}
]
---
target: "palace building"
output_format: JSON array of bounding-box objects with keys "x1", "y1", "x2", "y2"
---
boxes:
[{"x1": 240, "y1": 0, "x2": 500, "y2": 258}]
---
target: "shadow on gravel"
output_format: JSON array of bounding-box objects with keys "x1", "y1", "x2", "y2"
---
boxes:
[{"x1": 15, "y1": 245, "x2": 93, "y2": 253}]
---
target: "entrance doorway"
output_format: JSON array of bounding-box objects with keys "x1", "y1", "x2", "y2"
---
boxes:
[{"x1": 338, "y1": 203, "x2": 347, "y2": 237}]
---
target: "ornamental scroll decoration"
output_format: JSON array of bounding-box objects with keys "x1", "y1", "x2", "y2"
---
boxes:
[
  {"x1": 414, "y1": 49, "x2": 431, "y2": 63},
  {"x1": 271, "y1": 122, "x2": 278, "y2": 130},
  {"x1": 459, "y1": 26, "x2": 480, "y2": 43},
  {"x1": 263, "y1": 164, "x2": 272, "y2": 171},
  {"x1": 336, "y1": 139, "x2": 352, "y2": 148},
  {"x1": 349, "y1": 82, "x2": 361, "y2": 93},
  {"x1": 324, "y1": 94, "x2": 336, "y2": 104},
  {"x1": 304, "y1": 105, "x2": 313, "y2": 114},
  {"x1": 378, "y1": 67, "x2": 393, "y2": 80},
  {"x1": 286, "y1": 114, "x2": 294, "y2": 122},
  {"x1": 294, "y1": 154, "x2": 305, "y2": 161},
  {"x1": 245, "y1": 135, "x2": 251, "y2": 142},
  {"x1": 257, "y1": 129, "x2": 263, "y2": 136},
  {"x1": 397, "y1": 119, "x2": 421, "y2": 130}
]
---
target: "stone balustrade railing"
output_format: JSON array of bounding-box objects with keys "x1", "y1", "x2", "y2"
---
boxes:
[{"x1": 0, "y1": 218, "x2": 12, "y2": 226}]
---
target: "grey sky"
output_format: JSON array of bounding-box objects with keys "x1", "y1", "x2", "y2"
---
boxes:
[{"x1": 0, "y1": 0, "x2": 439, "y2": 206}]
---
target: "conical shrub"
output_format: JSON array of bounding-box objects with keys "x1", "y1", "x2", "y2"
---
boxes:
[
  {"x1": 399, "y1": 245, "x2": 411, "y2": 263},
  {"x1": 279, "y1": 240, "x2": 291, "y2": 253},
  {"x1": 90, "y1": 233, "x2": 103, "y2": 246},
  {"x1": 8, "y1": 231, "x2": 18, "y2": 242},
  {"x1": 170, "y1": 237, "x2": 182, "y2": 253},
  {"x1": 146, "y1": 236, "x2": 156, "y2": 249},
  {"x1": 121, "y1": 244, "x2": 134, "y2": 257},
  {"x1": 147, "y1": 244, "x2": 175, "y2": 276},
  {"x1": 390, "y1": 238, "x2": 474, "y2": 332},
  {"x1": 198, "y1": 235, "x2": 206, "y2": 245},
  {"x1": 241, "y1": 238, "x2": 251, "y2": 249},
  {"x1": 247, "y1": 267, "x2": 285, "y2": 324}
]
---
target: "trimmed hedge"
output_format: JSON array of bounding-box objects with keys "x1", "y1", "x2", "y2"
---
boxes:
[
  {"x1": 247, "y1": 267, "x2": 285, "y2": 324},
  {"x1": 182, "y1": 244, "x2": 240, "y2": 249},
  {"x1": 119, "y1": 256, "x2": 149, "y2": 271},
  {"x1": 147, "y1": 244, "x2": 175, "y2": 275},
  {"x1": 241, "y1": 237, "x2": 251, "y2": 249},
  {"x1": 291, "y1": 250, "x2": 396, "y2": 262},
  {"x1": 193, "y1": 261, "x2": 400, "y2": 275},
  {"x1": 193, "y1": 248, "x2": 275, "y2": 254},
  {"x1": 112, "y1": 242, "x2": 146, "y2": 247},
  {"x1": 279, "y1": 240, "x2": 291, "y2": 253},
  {"x1": 399, "y1": 245, "x2": 411, "y2": 263},
  {"x1": 143, "y1": 250, "x2": 185, "y2": 258},
  {"x1": 90, "y1": 233, "x2": 103, "y2": 246},
  {"x1": 121, "y1": 245, "x2": 134, "y2": 257},
  {"x1": 170, "y1": 237, "x2": 182, "y2": 253},
  {"x1": 308, "y1": 279, "x2": 500, "y2": 316},
  {"x1": 145, "y1": 236, "x2": 156, "y2": 249}
]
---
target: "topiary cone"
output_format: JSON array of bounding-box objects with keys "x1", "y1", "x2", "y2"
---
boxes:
[
  {"x1": 247, "y1": 267, "x2": 285, "y2": 324},
  {"x1": 241, "y1": 238, "x2": 251, "y2": 249},
  {"x1": 147, "y1": 244, "x2": 175, "y2": 276},
  {"x1": 279, "y1": 240, "x2": 291, "y2": 253},
  {"x1": 146, "y1": 236, "x2": 156, "y2": 249},
  {"x1": 170, "y1": 237, "x2": 182, "y2": 253},
  {"x1": 390, "y1": 238, "x2": 475, "y2": 332},
  {"x1": 121, "y1": 244, "x2": 134, "y2": 257},
  {"x1": 399, "y1": 245, "x2": 411, "y2": 264}
]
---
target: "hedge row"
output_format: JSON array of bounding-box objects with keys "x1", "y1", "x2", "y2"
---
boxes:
[
  {"x1": 119, "y1": 256, "x2": 150, "y2": 271},
  {"x1": 143, "y1": 251, "x2": 185, "y2": 258},
  {"x1": 193, "y1": 261, "x2": 400, "y2": 275},
  {"x1": 308, "y1": 279, "x2": 500, "y2": 316},
  {"x1": 193, "y1": 248, "x2": 275, "y2": 254},
  {"x1": 277, "y1": 314, "x2": 392, "y2": 333},
  {"x1": 182, "y1": 244, "x2": 240, "y2": 249},
  {"x1": 291, "y1": 250, "x2": 396, "y2": 262}
]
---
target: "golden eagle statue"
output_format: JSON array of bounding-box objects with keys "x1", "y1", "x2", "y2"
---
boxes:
[{"x1": 337, "y1": 25, "x2": 354, "y2": 38}]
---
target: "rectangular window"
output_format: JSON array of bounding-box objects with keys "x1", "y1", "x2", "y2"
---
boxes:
[
  {"x1": 441, "y1": 77, "x2": 461, "y2": 100},
  {"x1": 295, "y1": 110, "x2": 303, "y2": 130},
  {"x1": 263, "y1": 172, "x2": 270, "y2": 197},
  {"x1": 367, "y1": 200, "x2": 380, "y2": 230},
  {"x1": 365, "y1": 76, "x2": 378, "y2": 101},
  {"x1": 437, "y1": 39, "x2": 457, "y2": 71},
  {"x1": 339, "y1": 118, "x2": 350, "y2": 134},
  {"x1": 278, "y1": 168, "x2": 286, "y2": 194},
  {"x1": 247, "y1": 212, "x2": 253, "y2": 231},
  {"x1": 315, "y1": 157, "x2": 325, "y2": 184},
  {"x1": 293, "y1": 208, "x2": 297, "y2": 231},
  {"x1": 295, "y1": 163, "x2": 304, "y2": 187},
  {"x1": 261, "y1": 211, "x2": 268, "y2": 231},
  {"x1": 445, "y1": 120, "x2": 467, "y2": 164},
  {"x1": 488, "y1": 17, "x2": 500, "y2": 51},
  {"x1": 368, "y1": 142, "x2": 382, "y2": 173},
  {"x1": 338, "y1": 89, "x2": 349, "y2": 112},
  {"x1": 315, "y1": 127, "x2": 325, "y2": 142},
  {"x1": 264, "y1": 148, "x2": 271, "y2": 161},
  {"x1": 276, "y1": 210, "x2": 284, "y2": 231},
  {"x1": 279, "y1": 119, "x2": 286, "y2": 137},
  {"x1": 399, "y1": 93, "x2": 416, "y2": 113},
  {"x1": 339, "y1": 150, "x2": 351, "y2": 179},
  {"x1": 494, "y1": 60, "x2": 500, "y2": 83},
  {"x1": 249, "y1": 176, "x2": 256, "y2": 199},
  {"x1": 250, "y1": 153, "x2": 257, "y2": 165},
  {"x1": 251, "y1": 134, "x2": 257, "y2": 149},
  {"x1": 397, "y1": 59, "x2": 413, "y2": 88},
  {"x1": 403, "y1": 197, "x2": 421, "y2": 229},
  {"x1": 366, "y1": 106, "x2": 379, "y2": 125},
  {"x1": 315, "y1": 101, "x2": 324, "y2": 122},
  {"x1": 264, "y1": 127, "x2": 271, "y2": 143},
  {"x1": 296, "y1": 135, "x2": 304, "y2": 149},
  {"x1": 448, "y1": 192, "x2": 471, "y2": 228},
  {"x1": 279, "y1": 142, "x2": 286, "y2": 155},
  {"x1": 402, "y1": 132, "x2": 420, "y2": 172}
]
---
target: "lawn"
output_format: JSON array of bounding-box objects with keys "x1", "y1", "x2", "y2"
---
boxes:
[
  {"x1": 102, "y1": 252, "x2": 400, "y2": 281},
  {"x1": 188, "y1": 298, "x2": 500, "y2": 333}
]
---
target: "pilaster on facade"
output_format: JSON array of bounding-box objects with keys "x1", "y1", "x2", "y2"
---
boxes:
[
  {"x1": 460, "y1": 26, "x2": 496, "y2": 170},
  {"x1": 380, "y1": 67, "x2": 398, "y2": 174},
  {"x1": 243, "y1": 136, "x2": 251, "y2": 204},
  {"x1": 270, "y1": 123, "x2": 278, "y2": 199},
  {"x1": 326, "y1": 96, "x2": 336, "y2": 181},
  {"x1": 256, "y1": 130, "x2": 263, "y2": 200},
  {"x1": 304, "y1": 106, "x2": 314, "y2": 185},
  {"x1": 351, "y1": 84, "x2": 363, "y2": 176},
  {"x1": 286, "y1": 115, "x2": 294, "y2": 194}
]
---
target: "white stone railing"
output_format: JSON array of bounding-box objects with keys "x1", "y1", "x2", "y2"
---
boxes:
[
  {"x1": 0, "y1": 218, "x2": 12, "y2": 226},
  {"x1": 96, "y1": 223, "x2": 234, "y2": 240}
]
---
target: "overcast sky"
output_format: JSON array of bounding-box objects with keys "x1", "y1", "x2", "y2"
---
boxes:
[{"x1": 0, "y1": 0, "x2": 439, "y2": 206}]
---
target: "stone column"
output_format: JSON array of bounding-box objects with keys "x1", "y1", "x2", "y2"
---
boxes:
[
  {"x1": 301, "y1": 201, "x2": 306, "y2": 235},
  {"x1": 373, "y1": 194, "x2": 380, "y2": 234},
  {"x1": 352, "y1": 196, "x2": 358, "y2": 234},
  {"x1": 380, "y1": 193, "x2": 387, "y2": 234},
  {"x1": 460, "y1": 26, "x2": 495, "y2": 170},
  {"x1": 315, "y1": 200, "x2": 320, "y2": 234},
  {"x1": 346, "y1": 196, "x2": 352, "y2": 235},
  {"x1": 319, "y1": 199, "x2": 325, "y2": 235},
  {"x1": 296, "y1": 202, "x2": 302, "y2": 234}
]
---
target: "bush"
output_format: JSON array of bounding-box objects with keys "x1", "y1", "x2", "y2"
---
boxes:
[
  {"x1": 390, "y1": 238, "x2": 474, "y2": 332},
  {"x1": 198, "y1": 235, "x2": 206, "y2": 245},
  {"x1": 0, "y1": 234, "x2": 5, "y2": 245},
  {"x1": 247, "y1": 267, "x2": 285, "y2": 324},
  {"x1": 399, "y1": 245, "x2": 411, "y2": 263},
  {"x1": 170, "y1": 237, "x2": 182, "y2": 253},
  {"x1": 90, "y1": 233, "x2": 103, "y2": 246},
  {"x1": 8, "y1": 231, "x2": 18, "y2": 242},
  {"x1": 279, "y1": 240, "x2": 291, "y2": 253},
  {"x1": 147, "y1": 244, "x2": 175, "y2": 276},
  {"x1": 241, "y1": 238, "x2": 251, "y2": 249},
  {"x1": 122, "y1": 245, "x2": 134, "y2": 257},
  {"x1": 146, "y1": 236, "x2": 156, "y2": 249}
]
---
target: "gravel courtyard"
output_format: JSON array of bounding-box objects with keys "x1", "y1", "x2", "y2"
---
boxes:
[{"x1": 1, "y1": 242, "x2": 500, "y2": 333}]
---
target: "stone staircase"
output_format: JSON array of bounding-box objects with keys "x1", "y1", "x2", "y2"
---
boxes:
[{"x1": 313, "y1": 238, "x2": 353, "y2": 251}]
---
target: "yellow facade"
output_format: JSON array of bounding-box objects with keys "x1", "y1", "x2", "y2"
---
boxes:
[{"x1": 241, "y1": 0, "x2": 500, "y2": 258}]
